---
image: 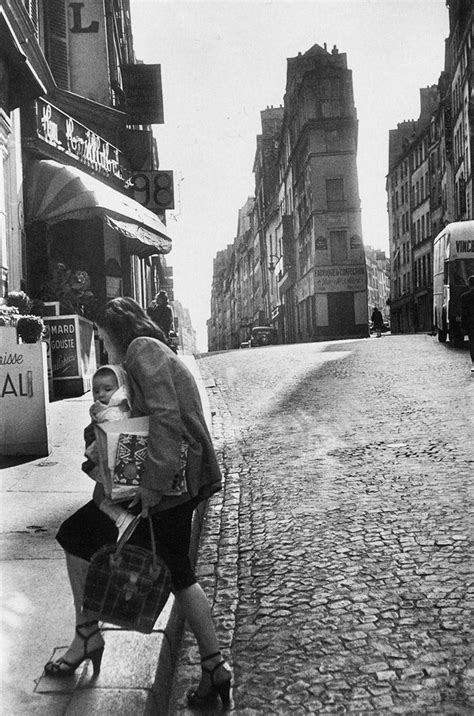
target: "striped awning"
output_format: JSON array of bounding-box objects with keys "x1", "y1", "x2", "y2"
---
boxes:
[{"x1": 25, "y1": 160, "x2": 172, "y2": 258}]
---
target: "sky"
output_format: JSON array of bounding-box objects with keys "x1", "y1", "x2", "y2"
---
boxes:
[{"x1": 129, "y1": 0, "x2": 449, "y2": 351}]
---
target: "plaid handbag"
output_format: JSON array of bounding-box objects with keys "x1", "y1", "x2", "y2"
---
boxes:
[{"x1": 83, "y1": 516, "x2": 172, "y2": 634}]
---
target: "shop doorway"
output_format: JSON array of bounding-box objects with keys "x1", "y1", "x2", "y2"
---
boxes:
[{"x1": 327, "y1": 292, "x2": 355, "y2": 336}]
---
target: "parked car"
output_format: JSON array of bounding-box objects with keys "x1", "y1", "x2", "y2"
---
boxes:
[{"x1": 249, "y1": 326, "x2": 277, "y2": 347}]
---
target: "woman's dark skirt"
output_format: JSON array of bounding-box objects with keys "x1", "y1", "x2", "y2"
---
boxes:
[{"x1": 56, "y1": 499, "x2": 199, "y2": 591}]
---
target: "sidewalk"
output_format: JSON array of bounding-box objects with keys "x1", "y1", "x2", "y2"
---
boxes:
[{"x1": 0, "y1": 354, "x2": 213, "y2": 716}]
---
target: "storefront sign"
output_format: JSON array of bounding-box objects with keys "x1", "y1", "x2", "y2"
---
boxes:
[
  {"x1": 45, "y1": 316, "x2": 80, "y2": 378},
  {"x1": 315, "y1": 265, "x2": 367, "y2": 293},
  {"x1": 43, "y1": 315, "x2": 96, "y2": 397},
  {"x1": 36, "y1": 99, "x2": 129, "y2": 182},
  {"x1": 0, "y1": 327, "x2": 50, "y2": 456}
]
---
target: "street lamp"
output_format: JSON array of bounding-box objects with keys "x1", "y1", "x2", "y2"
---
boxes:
[{"x1": 267, "y1": 254, "x2": 282, "y2": 271}]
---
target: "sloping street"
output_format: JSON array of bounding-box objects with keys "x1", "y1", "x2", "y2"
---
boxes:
[{"x1": 171, "y1": 334, "x2": 473, "y2": 714}]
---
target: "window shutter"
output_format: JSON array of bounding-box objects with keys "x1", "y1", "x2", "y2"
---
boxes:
[
  {"x1": 25, "y1": 0, "x2": 39, "y2": 38},
  {"x1": 45, "y1": 0, "x2": 69, "y2": 90}
]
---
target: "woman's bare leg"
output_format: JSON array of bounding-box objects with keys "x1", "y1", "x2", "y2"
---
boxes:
[
  {"x1": 174, "y1": 582, "x2": 230, "y2": 695},
  {"x1": 174, "y1": 582, "x2": 220, "y2": 656},
  {"x1": 47, "y1": 552, "x2": 103, "y2": 667},
  {"x1": 65, "y1": 552, "x2": 90, "y2": 619}
]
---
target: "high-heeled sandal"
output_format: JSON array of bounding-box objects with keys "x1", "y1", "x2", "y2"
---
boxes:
[
  {"x1": 44, "y1": 620, "x2": 104, "y2": 678},
  {"x1": 186, "y1": 650, "x2": 232, "y2": 710}
]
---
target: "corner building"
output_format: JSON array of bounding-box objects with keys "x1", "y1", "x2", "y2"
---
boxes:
[
  {"x1": 279, "y1": 44, "x2": 368, "y2": 341},
  {"x1": 208, "y1": 43, "x2": 369, "y2": 350}
]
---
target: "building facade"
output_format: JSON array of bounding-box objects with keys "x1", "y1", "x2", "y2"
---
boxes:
[
  {"x1": 387, "y1": 0, "x2": 473, "y2": 334},
  {"x1": 172, "y1": 299, "x2": 197, "y2": 354},
  {"x1": 208, "y1": 43, "x2": 369, "y2": 351},
  {"x1": 1, "y1": 0, "x2": 174, "y2": 319},
  {"x1": 365, "y1": 246, "x2": 390, "y2": 324}
]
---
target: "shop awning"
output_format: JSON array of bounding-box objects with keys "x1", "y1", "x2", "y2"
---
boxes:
[{"x1": 25, "y1": 160, "x2": 172, "y2": 258}]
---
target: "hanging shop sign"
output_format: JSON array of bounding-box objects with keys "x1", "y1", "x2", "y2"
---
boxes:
[
  {"x1": 121, "y1": 64, "x2": 164, "y2": 125},
  {"x1": 35, "y1": 98, "x2": 129, "y2": 182},
  {"x1": 131, "y1": 170, "x2": 175, "y2": 212}
]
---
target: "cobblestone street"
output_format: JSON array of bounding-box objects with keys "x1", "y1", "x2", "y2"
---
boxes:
[{"x1": 169, "y1": 334, "x2": 473, "y2": 714}]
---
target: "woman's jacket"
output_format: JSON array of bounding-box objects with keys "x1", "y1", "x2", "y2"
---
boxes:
[{"x1": 124, "y1": 336, "x2": 222, "y2": 510}]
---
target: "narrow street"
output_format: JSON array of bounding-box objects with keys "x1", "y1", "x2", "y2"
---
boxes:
[{"x1": 170, "y1": 333, "x2": 473, "y2": 714}]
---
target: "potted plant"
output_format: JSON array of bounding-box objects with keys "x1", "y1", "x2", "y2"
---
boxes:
[
  {"x1": 2, "y1": 291, "x2": 45, "y2": 343},
  {"x1": 0, "y1": 294, "x2": 51, "y2": 456},
  {"x1": 16, "y1": 315, "x2": 45, "y2": 343},
  {"x1": 0, "y1": 302, "x2": 19, "y2": 327},
  {"x1": 5, "y1": 290, "x2": 32, "y2": 315}
]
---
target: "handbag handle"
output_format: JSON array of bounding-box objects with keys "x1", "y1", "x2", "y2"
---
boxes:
[{"x1": 111, "y1": 515, "x2": 159, "y2": 572}]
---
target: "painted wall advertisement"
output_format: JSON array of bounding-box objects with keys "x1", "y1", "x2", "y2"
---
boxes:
[{"x1": 315, "y1": 265, "x2": 367, "y2": 293}]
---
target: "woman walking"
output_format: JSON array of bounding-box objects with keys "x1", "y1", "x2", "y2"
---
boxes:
[{"x1": 44, "y1": 297, "x2": 232, "y2": 709}]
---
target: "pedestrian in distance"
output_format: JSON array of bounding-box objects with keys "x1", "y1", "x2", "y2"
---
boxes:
[
  {"x1": 44, "y1": 297, "x2": 232, "y2": 710},
  {"x1": 460, "y1": 274, "x2": 474, "y2": 374},
  {"x1": 147, "y1": 290, "x2": 175, "y2": 339},
  {"x1": 371, "y1": 306, "x2": 384, "y2": 338}
]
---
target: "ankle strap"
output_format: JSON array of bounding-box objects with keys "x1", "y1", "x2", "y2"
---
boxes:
[
  {"x1": 76, "y1": 620, "x2": 100, "y2": 641},
  {"x1": 201, "y1": 650, "x2": 221, "y2": 663}
]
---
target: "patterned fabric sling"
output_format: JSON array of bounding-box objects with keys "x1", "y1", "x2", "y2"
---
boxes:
[
  {"x1": 83, "y1": 516, "x2": 172, "y2": 633},
  {"x1": 95, "y1": 417, "x2": 189, "y2": 501}
]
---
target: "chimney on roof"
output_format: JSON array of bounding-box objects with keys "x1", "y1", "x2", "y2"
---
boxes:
[
  {"x1": 332, "y1": 45, "x2": 339, "y2": 55},
  {"x1": 324, "y1": 42, "x2": 327, "y2": 50}
]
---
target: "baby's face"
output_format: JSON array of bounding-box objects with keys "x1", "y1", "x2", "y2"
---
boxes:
[{"x1": 92, "y1": 373, "x2": 119, "y2": 405}]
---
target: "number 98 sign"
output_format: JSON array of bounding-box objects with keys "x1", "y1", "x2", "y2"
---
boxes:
[{"x1": 131, "y1": 171, "x2": 174, "y2": 211}]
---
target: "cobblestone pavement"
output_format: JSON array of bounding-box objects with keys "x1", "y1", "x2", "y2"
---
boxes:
[{"x1": 168, "y1": 334, "x2": 474, "y2": 714}]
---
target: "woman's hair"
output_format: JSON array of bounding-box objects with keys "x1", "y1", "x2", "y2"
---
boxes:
[{"x1": 97, "y1": 297, "x2": 167, "y2": 354}]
